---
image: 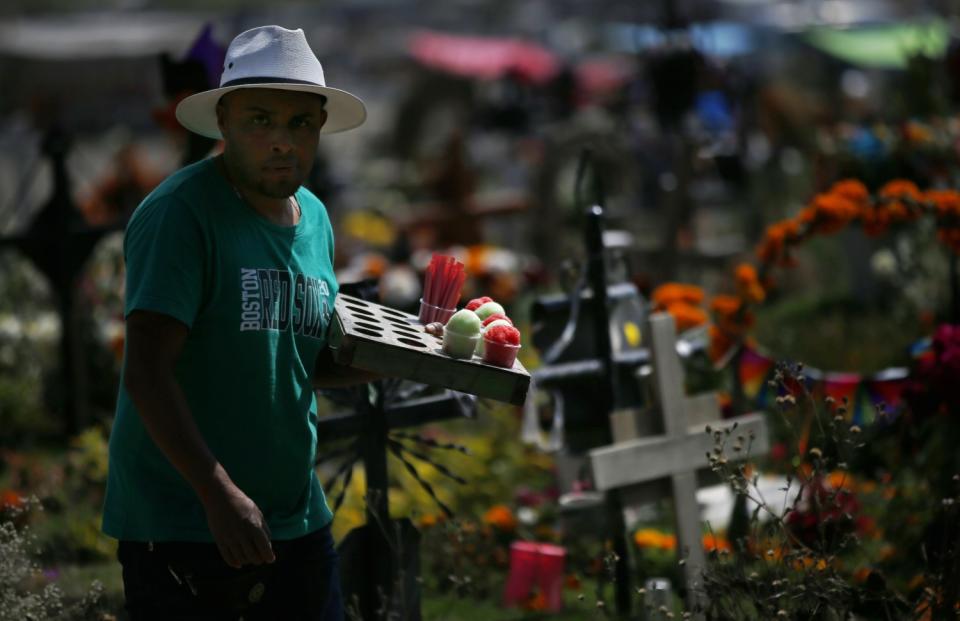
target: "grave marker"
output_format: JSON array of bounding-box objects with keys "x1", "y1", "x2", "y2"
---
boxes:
[{"x1": 589, "y1": 312, "x2": 770, "y2": 612}]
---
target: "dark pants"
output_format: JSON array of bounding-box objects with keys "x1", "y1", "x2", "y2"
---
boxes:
[{"x1": 117, "y1": 526, "x2": 343, "y2": 621}]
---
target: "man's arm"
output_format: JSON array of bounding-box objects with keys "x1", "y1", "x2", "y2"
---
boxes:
[
  {"x1": 312, "y1": 345, "x2": 383, "y2": 389},
  {"x1": 123, "y1": 310, "x2": 275, "y2": 568}
]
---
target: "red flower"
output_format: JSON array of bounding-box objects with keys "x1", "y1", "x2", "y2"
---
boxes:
[
  {"x1": 0, "y1": 489, "x2": 23, "y2": 510},
  {"x1": 785, "y1": 476, "x2": 860, "y2": 551}
]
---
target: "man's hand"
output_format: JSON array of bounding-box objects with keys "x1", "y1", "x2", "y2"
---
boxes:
[
  {"x1": 201, "y1": 479, "x2": 275, "y2": 568},
  {"x1": 124, "y1": 310, "x2": 275, "y2": 568}
]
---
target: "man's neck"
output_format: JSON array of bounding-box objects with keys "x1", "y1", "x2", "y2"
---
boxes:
[{"x1": 216, "y1": 154, "x2": 298, "y2": 226}]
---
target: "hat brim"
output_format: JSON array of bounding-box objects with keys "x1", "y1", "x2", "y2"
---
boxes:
[{"x1": 175, "y1": 83, "x2": 367, "y2": 139}]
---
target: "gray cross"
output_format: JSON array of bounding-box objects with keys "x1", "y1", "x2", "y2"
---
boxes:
[{"x1": 589, "y1": 312, "x2": 770, "y2": 613}]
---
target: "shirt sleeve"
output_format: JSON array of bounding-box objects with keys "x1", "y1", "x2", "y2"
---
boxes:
[{"x1": 123, "y1": 194, "x2": 205, "y2": 328}]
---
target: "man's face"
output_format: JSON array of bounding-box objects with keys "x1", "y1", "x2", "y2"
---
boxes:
[{"x1": 216, "y1": 88, "x2": 328, "y2": 199}]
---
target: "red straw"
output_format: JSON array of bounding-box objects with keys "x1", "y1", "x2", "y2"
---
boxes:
[
  {"x1": 424, "y1": 259, "x2": 434, "y2": 306},
  {"x1": 445, "y1": 263, "x2": 465, "y2": 309},
  {"x1": 421, "y1": 254, "x2": 468, "y2": 319}
]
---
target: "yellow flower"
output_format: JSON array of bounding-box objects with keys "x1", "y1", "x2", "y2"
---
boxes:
[{"x1": 633, "y1": 528, "x2": 677, "y2": 551}]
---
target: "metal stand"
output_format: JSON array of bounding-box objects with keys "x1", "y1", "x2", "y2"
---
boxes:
[
  {"x1": 317, "y1": 381, "x2": 475, "y2": 620},
  {"x1": 586, "y1": 205, "x2": 632, "y2": 616}
]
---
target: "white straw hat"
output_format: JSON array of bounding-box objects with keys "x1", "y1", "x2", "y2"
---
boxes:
[{"x1": 176, "y1": 25, "x2": 366, "y2": 138}]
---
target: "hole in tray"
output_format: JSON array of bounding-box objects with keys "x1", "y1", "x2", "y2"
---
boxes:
[
  {"x1": 397, "y1": 337, "x2": 427, "y2": 348},
  {"x1": 354, "y1": 327, "x2": 383, "y2": 338},
  {"x1": 355, "y1": 321, "x2": 384, "y2": 332},
  {"x1": 381, "y1": 307, "x2": 409, "y2": 318},
  {"x1": 343, "y1": 297, "x2": 369, "y2": 306},
  {"x1": 345, "y1": 305, "x2": 376, "y2": 318},
  {"x1": 390, "y1": 323, "x2": 420, "y2": 335}
]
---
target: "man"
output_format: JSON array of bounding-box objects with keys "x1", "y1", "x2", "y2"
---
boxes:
[{"x1": 102, "y1": 25, "x2": 375, "y2": 620}]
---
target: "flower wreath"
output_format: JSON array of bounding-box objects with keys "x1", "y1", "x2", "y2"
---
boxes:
[{"x1": 651, "y1": 178, "x2": 960, "y2": 422}]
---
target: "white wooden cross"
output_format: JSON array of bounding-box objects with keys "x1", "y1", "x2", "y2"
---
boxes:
[{"x1": 589, "y1": 312, "x2": 770, "y2": 612}]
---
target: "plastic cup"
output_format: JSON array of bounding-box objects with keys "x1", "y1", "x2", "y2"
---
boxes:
[
  {"x1": 418, "y1": 298, "x2": 456, "y2": 325},
  {"x1": 443, "y1": 327, "x2": 480, "y2": 359},
  {"x1": 482, "y1": 338, "x2": 520, "y2": 368}
]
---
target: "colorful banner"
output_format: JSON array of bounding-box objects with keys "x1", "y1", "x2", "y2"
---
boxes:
[
  {"x1": 738, "y1": 345, "x2": 776, "y2": 409},
  {"x1": 737, "y1": 343, "x2": 910, "y2": 424}
]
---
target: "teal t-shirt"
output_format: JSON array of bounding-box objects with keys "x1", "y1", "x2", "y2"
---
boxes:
[{"x1": 102, "y1": 157, "x2": 339, "y2": 542}]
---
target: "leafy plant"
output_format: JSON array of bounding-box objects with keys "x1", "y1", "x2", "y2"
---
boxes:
[{"x1": 697, "y1": 362, "x2": 914, "y2": 620}]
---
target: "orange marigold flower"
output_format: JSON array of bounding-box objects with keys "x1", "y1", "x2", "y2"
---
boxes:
[
  {"x1": 652, "y1": 283, "x2": 704, "y2": 310},
  {"x1": 809, "y1": 193, "x2": 859, "y2": 234},
  {"x1": 827, "y1": 471, "x2": 854, "y2": 492},
  {"x1": 852, "y1": 567, "x2": 872, "y2": 583},
  {"x1": 879, "y1": 179, "x2": 922, "y2": 201},
  {"x1": 735, "y1": 262, "x2": 758, "y2": 285},
  {"x1": 791, "y1": 554, "x2": 828, "y2": 570},
  {"x1": 633, "y1": 528, "x2": 677, "y2": 551},
  {"x1": 419, "y1": 514, "x2": 440, "y2": 529},
  {"x1": 665, "y1": 302, "x2": 708, "y2": 332},
  {"x1": 711, "y1": 296, "x2": 754, "y2": 336},
  {"x1": 734, "y1": 263, "x2": 765, "y2": 304},
  {"x1": 877, "y1": 180, "x2": 922, "y2": 226},
  {"x1": 829, "y1": 179, "x2": 869, "y2": 204},
  {"x1": 710, "y1": 295, "x2": 742, "y2": 318},
  {"x1": 523, "y1": 591, "x2": 548, "y2": 611},
  {"x1": 702, "y1": 533, "x2": 732, "y2": 553},
  {"x1": 797, "y1": 205, "x2": 818, "y2": 224},
  {"x1": 925, "y1": 190, "x2": 960, "y2": 217},
  {"x1": 757, "y1": 220, "x2": 800, "y2": 265},
  {"x1": 708, "y1": 325, "x2": 735, "y2": 363},
  {"x1": 483, "y1": 505, "x2": 517, "y2": 532}
]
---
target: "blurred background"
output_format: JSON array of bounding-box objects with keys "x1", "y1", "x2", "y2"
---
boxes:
[{"x1": 4, "y1": 0, "x2": 960, "y2": 618}]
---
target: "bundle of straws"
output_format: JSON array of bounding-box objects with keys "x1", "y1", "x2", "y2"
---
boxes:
[{"x1": 420, "y1": 254, "x2": 466, "y2": 323}]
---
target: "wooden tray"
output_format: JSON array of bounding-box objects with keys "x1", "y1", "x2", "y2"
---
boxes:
[{"x1": 328, "y1": 294, "x2": 531, "y2": 405}]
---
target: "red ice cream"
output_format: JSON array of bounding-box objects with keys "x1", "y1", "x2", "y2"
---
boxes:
[
  {"x1": 482, "y1": 313, "x2": 513, "y2": 328},
  {"x1": 465, "y1": 296, "x2": 494, "y2": 311},
  {"x1": 483, "y1": 325, "x2": 521, "y2": 367}
]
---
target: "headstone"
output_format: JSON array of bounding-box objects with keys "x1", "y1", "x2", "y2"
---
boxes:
[{"x1": 589, "y1": 312, "x2": 770, "y2": 612}]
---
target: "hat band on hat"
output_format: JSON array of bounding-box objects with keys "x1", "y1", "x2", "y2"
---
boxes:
[{"x1": 221, "y1": 76, "x2": 324, "y2": 88}]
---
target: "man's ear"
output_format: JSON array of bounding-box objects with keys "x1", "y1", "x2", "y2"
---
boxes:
[
  {"x1": 317, "y1": 108, "x2": 329, "y2": 130},
  {"x1": 215, "y1": 101, "x2": 227, "y2": 135}
]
